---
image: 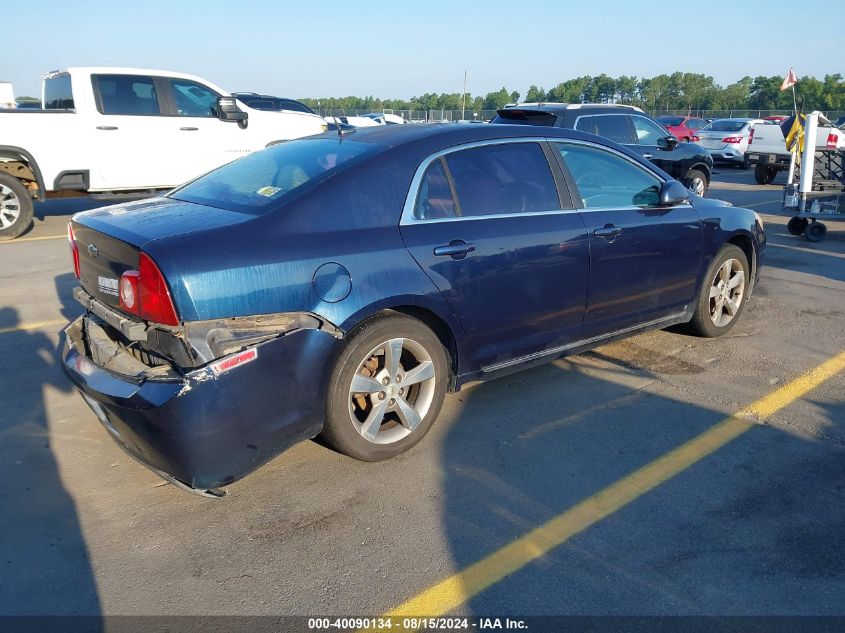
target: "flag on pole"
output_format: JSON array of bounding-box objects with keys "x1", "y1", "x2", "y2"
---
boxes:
[
  {"x1": 780, "y1": 68, "x2": 798, "y2": 91},
  {"x1": 785, "y1": 113, "x2": 805, "y2": 154}
]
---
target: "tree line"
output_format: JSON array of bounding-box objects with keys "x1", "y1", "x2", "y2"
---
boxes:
[{"x1": 299, "y1": 72, "x2": 845, "y2": 113}]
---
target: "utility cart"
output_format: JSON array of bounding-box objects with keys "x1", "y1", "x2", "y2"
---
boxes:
[{"x1": 783, "y1": 112, "x2": 845, "y2": 242}]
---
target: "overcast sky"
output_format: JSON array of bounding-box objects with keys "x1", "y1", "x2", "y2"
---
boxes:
[{"x1": 4, "y1": 0, "x2": 842, "y2": 99}]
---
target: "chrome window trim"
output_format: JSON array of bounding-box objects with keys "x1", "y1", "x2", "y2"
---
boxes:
[{"x1": 400, "y1": 137, "x2": 575, "y2": 226}]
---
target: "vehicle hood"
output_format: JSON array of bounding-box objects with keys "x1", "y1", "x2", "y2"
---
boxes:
[{"x1": 72, "y1": 197, "x2": 256, "y2": 248}]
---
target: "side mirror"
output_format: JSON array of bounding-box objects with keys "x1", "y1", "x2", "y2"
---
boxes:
[
  {"x1": 657, "y1": 135, "x2": 679, "y2": 149},
  {"x1": 660, "y1": 179, "x2": 691, "y2": 206},
  {"x1": 217, "y1": 96, "x2": 248, "y2": 128}
]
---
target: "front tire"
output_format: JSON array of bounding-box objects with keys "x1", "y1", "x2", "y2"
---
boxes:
[
  {"x1": 688, "y1": 244, "x2": 750, "y2": 338},
  {"x1": 0, "y1": 173, "x2": 34, "y2": 241},
  {"x1": 684, "y1": 169, "x2": 708, "y2": 197},
  {"x1": 322, "y1": 313, "x2": 448, "y2": 461}
]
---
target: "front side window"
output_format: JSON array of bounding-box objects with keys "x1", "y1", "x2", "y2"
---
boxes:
[
  {"x1": 632, "y1": 116, "x2": 670, "y2": 144},
  {"x1": 443, "y1": 143, "x2": 559, "y2": 217},
  {"x1": 95, "y1": 75, "x2": 160, "y2": 115},
  {"x1": 43, "y1": 75, "x2": 74, "y2": 110},
  {"x1": 556, "y1": 143, "x2": 661, "y2": 209},
  {"x1": 170, "y1": 80, "x2": 218, "y2": 117},
  {"x1": 171, "y1": 138, "x2": 380, "y2": 215},
  {"x1": 575, "y1": 115, "x2": 636, "y2": 144}
]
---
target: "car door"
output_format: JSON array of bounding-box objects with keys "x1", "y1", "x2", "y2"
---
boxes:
[
  {"x1": 628, "y1": 114, "x2": 683, "y2": 178},
  {"x1": 552, "y1": 141, "x2": 702, "y2": 339},
  {"x1": 399, "y1": 140, "x2": 590, "y2": 370},
  {"x1": 89, "y1": 74, "x2": 182, "y2": 189},
  {"x1": 161, "y1": 78, "x2": 254, "y2": 184}
]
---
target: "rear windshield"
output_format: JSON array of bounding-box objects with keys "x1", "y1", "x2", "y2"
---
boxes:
[
  {"x1": 491, "y1": 110, "x2": 558, "y2": 126},
  {"x1": 701, "y1": 120, "x2": 748, "y2": 132},
  {"x1": 656, "y1": 116, "x2": 684, "y2": 126},
  {"x1": 170, "y1": 138, "x2": 380, "y2": 215}
]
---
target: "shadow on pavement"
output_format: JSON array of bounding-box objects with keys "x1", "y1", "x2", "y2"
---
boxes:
[{"x1": 0, "y1": 307, "x2": 102, "y2": 619}]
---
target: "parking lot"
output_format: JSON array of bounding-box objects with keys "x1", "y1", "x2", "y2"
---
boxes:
[{"x1": 1, "y1": 167, "x2": 844, "y2": 622}]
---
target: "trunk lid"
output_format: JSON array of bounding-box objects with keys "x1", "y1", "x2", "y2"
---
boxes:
[{"x1": 71, "y1": 196, "x2": 255, "y2": 313}]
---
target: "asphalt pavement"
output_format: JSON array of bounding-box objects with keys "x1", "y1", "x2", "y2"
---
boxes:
[{"x1": 1, "y1": 166, "x2": 843, "y2": 622}]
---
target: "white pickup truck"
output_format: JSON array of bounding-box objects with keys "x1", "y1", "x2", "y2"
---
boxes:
[
  {"x1": 745, "y1": 114, "x2": 845, "y2": 184},
  {"x1": 0, "y1": 67, "x2": 328, "y2": 239}
]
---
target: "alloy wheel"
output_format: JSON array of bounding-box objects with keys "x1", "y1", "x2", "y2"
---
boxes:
[
  {"x1": 348, "y1": 337, "x2": 436, "y2": 444},
  {"x1": 0, "y1": 184, "x2": 21, "y2": 230},
  {"x1": 709, "y1": 258, "x2": 745, "y2": 327},
  {"x1": 689, "y1": 177, "x2": 706, "y2": 197}
]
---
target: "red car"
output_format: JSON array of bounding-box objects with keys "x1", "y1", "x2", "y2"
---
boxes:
[
  {"x1": 655, "y1": 115, "x2": 708, "y2": 142},
  {"x1": 764, "y1": 115, "x2": 789, "y2": 124}
]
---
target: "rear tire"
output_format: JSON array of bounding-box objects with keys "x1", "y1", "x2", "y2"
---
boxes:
[
  {"x1": 0, "y1": 173, "x2": 34, "y2": 241},
  {"x1": 688, "y1": 244, "x2": 750, "y2": 338},
  {"x1": 322, "y1": 313, "x2": 448, "y2": 461},
  {"x1": 787, "y1": 217, "x2": 808, "y2": 235},
  {"x1": 754, "y1": 164, "x2": 777, "y2": 184}
]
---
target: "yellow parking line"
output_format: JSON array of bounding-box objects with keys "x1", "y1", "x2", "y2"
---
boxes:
[
  {"x1": 0, "y1": 234, "x2": 65, "y2": 243},
  {"x1": 0, "y1": 319, "x2": 66, "y2": 335},
  {"x1": 380, "y1": 350, "x2": 845, "y2": 620}
]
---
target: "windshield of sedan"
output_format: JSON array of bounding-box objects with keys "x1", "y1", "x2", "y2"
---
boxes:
[
  {"x1": 656, "y1": 116, "x2": 685, "y2": 126},
  {"x1": 701, "y1": 120, "x2": 748, "y2": 132},
  {"x1": 170, "y1": 138, "x2": 380, "y2": 215}
]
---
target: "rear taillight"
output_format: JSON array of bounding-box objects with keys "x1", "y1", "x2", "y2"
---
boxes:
[
  {"x1": 118, "y1": 252, "x2": 179, "y2": 325},
  {"x1": 67, "y1": 222, "x2": 80, "y2": 279},
  {"x1": 748, "y1": 128, "x2": 755, "y2": 146},
  {"x1": 691, "y1": 135, "x2": 700, "y2": 143},
  {"x1": 827, "y1": 133, "x2": 838, "y2": 149},
  {"x1": 722, "y1": 136, "x2": 744, "y2": 144}
]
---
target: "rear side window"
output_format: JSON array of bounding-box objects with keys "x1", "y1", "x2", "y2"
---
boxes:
[
  {"x1": 94, "y1": 75, "x2": 160, "y2": 115},
  {"x1": 170, "y1": 138, "x2": 381, "y2": 215},
  {"x1": 415, "y1": 159, "x2": 458, "y2": 220},
  {"x1": 688, "y1": 119, "x2": 706, "y2": 130},
  {"x1": 444, "y1": 143, "x2": 560, "y2": 217},
  {"x1": 575, "y1": 115, "x2": 636, "y2": 144},
  {"x1": 43, "y1": 75, "x2": 74, "y2": 110},
  {"x1": 555, "y1": 143, "x2": 661, "y2": 209}
]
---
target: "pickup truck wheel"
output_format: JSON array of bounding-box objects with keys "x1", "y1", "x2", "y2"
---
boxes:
[
  {"x1": 687, "y1": 244, "x2": 749, "y2": 338},
  {"x1": 0, "y1": 174, "x2": 33, "y2": 241},
  {"x1": 754, "y1": 164, "x2": 777, "y2": 185},
  {"x1": 684, "y1": 169, "x2": 708, "y2": 197},
  {"x1": 322, "y1": 313, "x2": 448, "y2": 461}
]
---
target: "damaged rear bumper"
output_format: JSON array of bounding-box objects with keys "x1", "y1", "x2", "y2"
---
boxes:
[{"x1": 62, "y1": 314, "x2": 340, "y2": 493}]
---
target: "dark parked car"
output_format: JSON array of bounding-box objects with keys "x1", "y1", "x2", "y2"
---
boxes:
[
  {"x1": 492, "y1": 104, "x2": 714, "y2": 197},
  {"x1": 62, "y1": 124, "x2": 764, "y2": 495},
  {"x1": 232, "y1": 92, "x2": 316, "y2": 115}
]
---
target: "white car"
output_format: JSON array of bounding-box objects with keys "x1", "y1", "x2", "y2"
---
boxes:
[
  {"x1": 361, "y1": 112, "x2": 407, "y2": 125},
  {"x1": 0, "y1": 67, "x2": 328, "y2": 239},
  {"x1": 697, "y1": 118, "x2": 765, "y2": 168}
]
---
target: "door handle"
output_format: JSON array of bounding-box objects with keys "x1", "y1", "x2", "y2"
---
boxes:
[
  {"x1": 433, "y1": 240, "x2": 475, "y2": 259},
  {"x1": 642, "y1": 153, "x2": 653, "y2": 160},
  {"x1": 594, "y1": 224, "x2": 622, "y2": 239},
  {"x1": 96, "y1": 126, "x2": 118, "y2": 130},
  {"x1": 180, "y1": 126, "x2": 199, "y2": 131}
]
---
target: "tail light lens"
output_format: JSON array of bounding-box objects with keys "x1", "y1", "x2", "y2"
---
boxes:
[
  {"x1": 722, "y1": 136, "x2": 744, "y2": 144},
  {"x1": 67, "y1": 222, "x2": 80, "y2": 279},
  {"x1": 827, "y1": 133, "x2": 838, "y2": 149},
  {"x1": 118, "y1": 252, "x2": 179, "y2": 325},
  {"x1": 691, "y1": 135, "x2": 700, "y2": 143},
  {"x1": 748, "y1": 128, "x2": 755, "y2": 146}
]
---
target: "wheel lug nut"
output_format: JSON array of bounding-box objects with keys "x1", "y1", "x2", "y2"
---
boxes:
[
  {"x1": 396, "y1": 375, "x2": 402, "y2": 383},
  {"x1": 382, "y1": 377, "x2": 389, "y2": 385},
  {"x1": 378, "y1": 392, "x2": 386, "y2": 400},
  {"x1": 388, "y1": 398, "x2": 395, "y2": 406}
]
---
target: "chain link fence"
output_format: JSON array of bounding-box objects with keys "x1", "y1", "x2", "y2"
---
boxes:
[{"x1": 315, "y1": 107, "x2": 845, "y2": 124}]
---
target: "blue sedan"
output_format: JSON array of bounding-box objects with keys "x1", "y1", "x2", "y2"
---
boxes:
[{"x1": 62, "y1": 124, "x2": 766, "y2": 495}]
